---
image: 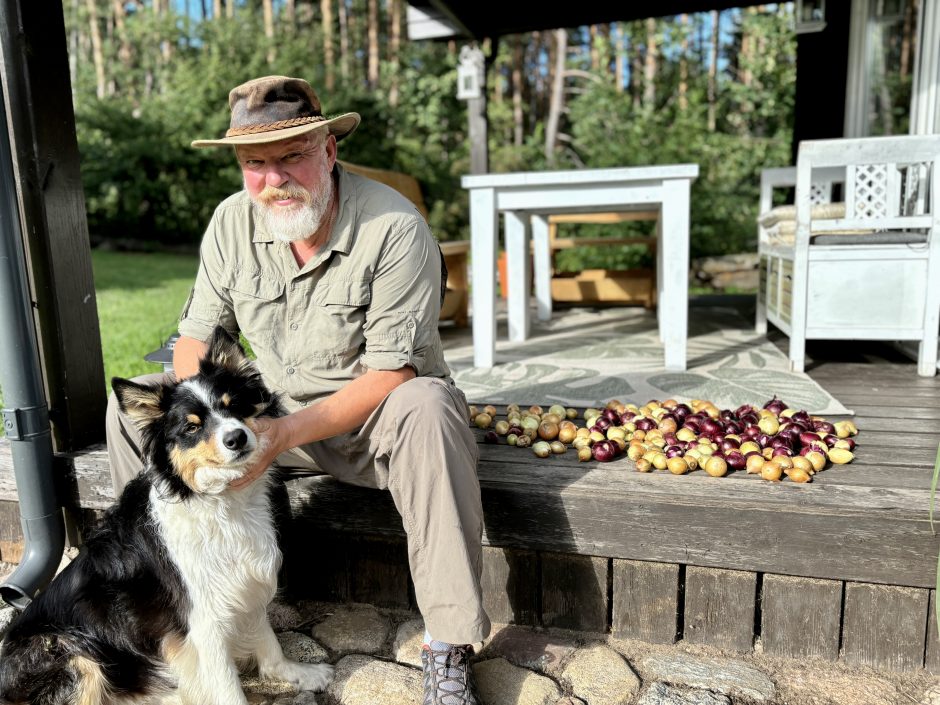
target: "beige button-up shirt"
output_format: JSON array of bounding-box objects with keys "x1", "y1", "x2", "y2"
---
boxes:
[{"x1": 178, "y1": 164, "x2": 451, "y2": 412}]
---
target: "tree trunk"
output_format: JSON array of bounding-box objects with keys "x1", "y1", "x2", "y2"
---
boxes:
[
  {"x1": 545, "y1": 29, "x2": 567, "y2": 164},
  {"x1": 322, "y1": 0, "x2": 335, "y2": 90},
  {"x1": 111, "y1": 0, "x2": 132, "y2": 93},
  {"x1": 69, "y1": 0, "x2": 80, "y2": 88},
  {"x1": 900, "y1": 0, "x2": 917, "y2": 79},
  {"x1": 86, "y1": 0, "x2": 107, "y2": 99},
  {"x1": 740, "y1": 8, "x2": 754, "y2": 88},
  {"x1": 388, "y1": 0, "x2": 401, "y2": 106},
  {"x1": 263, "y1": 0, "x2": 275, "y2": 64},
  {"x1": 615, "y1": 23, "x2": 625, "y2": 93},
  {"x1": 708, "y1": 9, "x2": 719, "y2": 131},
  {"x1": 338, "y1": 0, "x2": 350, "y2": 82},
  {"x1": 367, "y1": 0, "x2": 379, "y2": 88},
  {"x1": 590, "y1": 24, "x2": 600, "y2": 71},
  {"x1": 679, "y1": 14, "x2": 688, "y2": 112},
  {"x1": 512, "y1": 34, "x2": 524, "y2": 146},
  {"x1": 226, "y1": 0, "x2": 234, "y2": 19},
  {"x1": 631, "y1": 24, "x2": 642, "y2": 108},
  {"x1": 285, "y1": 0, "x2": 295, "y2": 27},
  {"x1": 643, "y1": 17, "x2": 657, "y2": 109},
  {"x1": 213, "y1": 0, "x2": 222, "y2": 19}
]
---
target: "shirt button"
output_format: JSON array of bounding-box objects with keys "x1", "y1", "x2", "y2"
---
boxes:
[
  {"x1": 290, "y1": 322, "x2": 299, "y2": 331},
  {"x1": 287, "y1": 367, "x2": 295, "y2": 375},
  {"x1": 407, "y1": 320, "x2": 415, "y2": 328}
]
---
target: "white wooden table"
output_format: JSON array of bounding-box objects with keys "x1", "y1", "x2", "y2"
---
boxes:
[{"x1": 461, "y1": 165, "x2": 699, "y2": 369}]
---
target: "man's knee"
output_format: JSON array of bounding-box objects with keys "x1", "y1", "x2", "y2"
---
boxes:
[{"x1": 384, "y1": 377, "x2": 470, "y2": 434}]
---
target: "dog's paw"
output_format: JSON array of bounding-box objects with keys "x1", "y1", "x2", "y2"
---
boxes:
[{"x1": 286, "y1": 662, "x2": 334, "y2": 692}]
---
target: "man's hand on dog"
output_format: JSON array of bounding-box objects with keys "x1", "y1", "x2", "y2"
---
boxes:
[{"x1": 229, "y1": 417, "x2": 289, "y2": 489}]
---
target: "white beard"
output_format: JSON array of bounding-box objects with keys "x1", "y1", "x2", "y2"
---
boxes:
[{"x1": 251, "y1": 170, "x2": 335, "y2": 244}]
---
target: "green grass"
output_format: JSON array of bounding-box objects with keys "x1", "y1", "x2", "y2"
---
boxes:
[{"x1": 92, "y1": 250, "x2": 199, "y2": 385}]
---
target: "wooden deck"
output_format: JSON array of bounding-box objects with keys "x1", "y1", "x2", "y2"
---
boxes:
[{"x1": 1, "y1": 297, "x2": 939, "y2": 671}]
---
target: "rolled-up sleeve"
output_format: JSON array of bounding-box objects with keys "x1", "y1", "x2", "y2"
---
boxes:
[
  {"x1": 360, "y1": 217, "x2": 442, "y2": 375},
  {"x1": 178, "y1": 214, "x2": 237, "y2": 342}
]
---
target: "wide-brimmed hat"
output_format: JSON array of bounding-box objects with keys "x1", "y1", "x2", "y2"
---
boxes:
[{"x1": 191, "y1": 75, "x2": 360, "y2": 148}]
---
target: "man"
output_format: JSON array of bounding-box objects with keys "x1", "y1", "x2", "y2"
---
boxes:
[{"x1": 105, "y1": 75, "x2": 489, "y2": 705}]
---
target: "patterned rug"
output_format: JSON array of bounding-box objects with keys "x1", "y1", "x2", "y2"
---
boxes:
[{"x1": 443, "y1": 306, "x2": 852, "y2": 416}]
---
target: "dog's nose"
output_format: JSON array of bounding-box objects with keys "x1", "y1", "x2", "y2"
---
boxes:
[{"x1": 222, "y1": 428, "x2": 248, "y2": 451}]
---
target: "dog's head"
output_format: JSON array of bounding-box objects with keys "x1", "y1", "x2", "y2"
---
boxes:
[{"x1": 112, "y1": 327, "x2": 284, "y2": 498}]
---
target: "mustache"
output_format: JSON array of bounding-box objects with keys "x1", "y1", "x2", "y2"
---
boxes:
[{"x1": 256, "y1": 184, "x2": 312, "y2": 206}]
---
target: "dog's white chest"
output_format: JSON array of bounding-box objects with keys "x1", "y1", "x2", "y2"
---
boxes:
[{"x1": 152, "y1": 484, "x2": 280, "y2": 616}]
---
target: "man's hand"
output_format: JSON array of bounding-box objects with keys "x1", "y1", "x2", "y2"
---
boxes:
[{"x1": 229, "y1": 416, "x2": 291, "y2": 490}]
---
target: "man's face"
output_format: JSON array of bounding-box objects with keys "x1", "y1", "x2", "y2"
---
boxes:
[{"x1": 237, "y1": 132, "x2": 338, "y2": 243}]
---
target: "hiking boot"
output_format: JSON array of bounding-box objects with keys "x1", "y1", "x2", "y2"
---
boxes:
[{"x1": 421, "y1": 640, "x2": 479, "y2": 705}]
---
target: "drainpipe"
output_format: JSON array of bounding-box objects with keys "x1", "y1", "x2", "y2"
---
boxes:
[{"x1": 0, "y1": 80, "x2": 65, "y2": 610}]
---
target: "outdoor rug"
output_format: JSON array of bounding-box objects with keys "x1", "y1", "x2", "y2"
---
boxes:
[{"x1": 442, "y1": 305, "x2": 852, "y2": 416}]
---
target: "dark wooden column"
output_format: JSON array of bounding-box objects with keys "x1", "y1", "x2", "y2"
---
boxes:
[{"x1": 0, "y1": 0, "x2": 106, "y2": 451}]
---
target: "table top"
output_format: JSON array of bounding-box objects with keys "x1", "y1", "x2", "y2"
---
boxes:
[{"x1": 461, "y1": 163, "x2": 699, "y2": 189}]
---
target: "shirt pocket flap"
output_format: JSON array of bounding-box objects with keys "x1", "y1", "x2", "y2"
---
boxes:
[
  {"x1": 225, "y1": 271, "x2": 285, "y2": 301},
  {"x1": 316, "y1": 280, "x2": 372, "y2": 307}
]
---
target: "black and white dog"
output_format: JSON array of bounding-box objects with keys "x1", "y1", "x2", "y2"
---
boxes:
[{"x1": 0, "y1": 327, "x2": 331, "y2": 705}]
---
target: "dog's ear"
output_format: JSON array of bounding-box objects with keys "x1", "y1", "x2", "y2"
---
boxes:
[
  {"x1": 112, "y1": 378, "x2": 165, "y2": 428},
  {"x1": 203, "y1": 326, "x2": 253, "y2": 376}
]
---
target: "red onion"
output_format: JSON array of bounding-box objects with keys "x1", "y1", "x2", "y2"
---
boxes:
[
  {"x1": 724, "y1": 421, "x2": 744, "y2": 435},
  {"x1": 814, "y1": 420, "x2": 835, "y2": 434},
  {"x1": 736, "y1": 403, "x2": 757, "y2": 417},
  {"x1": 840, "y1": 438, "x2": 857, "y2": 451},
  {"x1": 594, "y1": 417, "x2": 612, "y2": 432},
  {"x1": 791, "y1": 410, "x2": 812, "y2": 426},
  {"x1": 508, "y1": 426, "x2": 524, "y2": 436},
  {"x1": 772, "y1": 446, "x2": 792, "y2": 457},
  {"x1": 635, "y1": 418, "x2": 655, "y2": 431},
  {"x1": 603, "y1": 408, "x2": 620, "y2": 423},
  {"x1": 799, "y1": 431, "x2": 821, "y2": 447},
  {"x1": 682, "y1": 419, "x2": 702, "y2": 434},
  {"x1": 721, "y1": 410, "x2": 738, "y2": 422},
  {"x1": 592, "y1": 440, "x2": 618, "y2": 462},
  {"x1": 619, "y1": 410, "x2": 637, "y2": 424},
  {"x1": 757, "y1": 433, "x2": 773, "y2": 448},
  {"x1": 742, "y1": 426, "x2": 761, "y2": 440},
  {"x1": 720, "y1": 437, "x2": 741, "y2": 452},
  {"x1": 484, "y1": 431, "x2": 499, "y2": 444},
  {"x1": 665, "y1": 445, "x2": 684, "y2": 458},
  {"x1": 740, "y1": 411, "x2": 760, "y2": 426},
  {"x1": 725, "y1": 452, "x2": 746, "y2": 470},
  {"x1": 674, "y1": 404, "x2": 692, "y2": 419},
  {"x1": 663, "y1": 433, "x2": 678, "y2": 445},
  {"x1": 822, "y1": 434, "x2": 839, "y2": 448},
  {"x1": 702, "y1": 419, "x2": 723, "y2": 436},
  {"x1": 763, "y1": 396, "x2": 787, "y2": 416}
]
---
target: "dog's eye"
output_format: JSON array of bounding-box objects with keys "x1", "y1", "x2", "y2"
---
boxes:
[{"x1": 185, "y1": 424, "x2": 201, "y2": 435}]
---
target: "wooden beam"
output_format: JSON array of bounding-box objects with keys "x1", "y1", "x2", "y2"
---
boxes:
[{"x1": 0, "y1": 0, "x2": 106, "y2": 450}]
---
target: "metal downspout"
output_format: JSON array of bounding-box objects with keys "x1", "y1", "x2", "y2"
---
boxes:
[{"x1": 0, "y1": 77, "x2": 65, "y2": 610}]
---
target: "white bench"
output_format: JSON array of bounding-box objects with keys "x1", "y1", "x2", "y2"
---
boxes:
[{"x1": 755, "y1": 135, "x2": 940, "y2": 376}]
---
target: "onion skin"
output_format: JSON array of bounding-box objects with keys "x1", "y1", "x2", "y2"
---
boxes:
[
  {"x1": 761, "y1": 461, "x2": 783, "y2": 482},
  {"x1": 703, "y1": 456, "x2": 728, "y2": 477}
]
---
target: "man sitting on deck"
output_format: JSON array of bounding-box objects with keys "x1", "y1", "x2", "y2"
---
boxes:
[{"x1": 105, "y1": 75, "x2": 488, "y2": 705}]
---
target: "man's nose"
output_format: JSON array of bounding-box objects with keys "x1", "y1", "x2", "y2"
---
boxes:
[{"x1": 264, "y1": 164, "x2": 289, "y2": 188}]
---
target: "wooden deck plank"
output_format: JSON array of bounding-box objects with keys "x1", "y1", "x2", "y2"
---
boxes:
[
  {"x1": 481, "y1": 546, "x2": 539, "y2": 626},
  {"x1": 760, "y1": 574, "x2": 842, "y2": 660},
  {"x1": 683, "y1": 566, "x2": 756, "y2": 652},
  {"x1": 612, "y1": 559, "x2": 680, "y2": 644},
  {"x1": 540, "y1": 552, "x2": 608, "y2": 632},
  {"x1": 841, "y1": 582, "x2": 929, "y2": 671}
]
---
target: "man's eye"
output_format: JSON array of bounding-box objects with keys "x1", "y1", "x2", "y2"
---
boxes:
[
  {"x1": 281, "y1": 152, "x2": 304, "y2": 164},
  {"x1": 243, "y1": 159, "x2": 263, "y2": 170}
]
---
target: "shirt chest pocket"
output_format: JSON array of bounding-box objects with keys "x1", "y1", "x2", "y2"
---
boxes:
[
  {"x1": 313, "y1": 280, "x2": 371, "y2": 356},
  {"x1": 225, "y1": 271, "x2": 285, "y2": 346}
]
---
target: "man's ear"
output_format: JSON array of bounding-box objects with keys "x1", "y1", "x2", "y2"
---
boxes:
[
  {"x1": 112, "y1": 378, "x2": 165, "y2": 427},
  {"x1": 203, "y1": 326, "x2": 252, "y2": 375}
]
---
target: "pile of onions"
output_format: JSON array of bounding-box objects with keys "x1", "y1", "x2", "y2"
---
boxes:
[{"x1": 469, "y1": 397, "x2": 858, "y2": 483}]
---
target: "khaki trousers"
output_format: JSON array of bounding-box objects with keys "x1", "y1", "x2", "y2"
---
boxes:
[{"x1": 106, "y1": 374, "x2": 490, "y2": 645}]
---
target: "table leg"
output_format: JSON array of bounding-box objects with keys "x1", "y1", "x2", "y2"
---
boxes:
[
  {"x1": 659, "y1": 180, "x2": 690, "y2": 370},
  {"x1": 505, "y1": 210, "x2": 531, "y2": 342},
  {"x1": 470, "y1": 188, "x2": 498, "y2": 368},
  {"x1": 531, "y1": 214, "x2": 553, "y2": 322}
]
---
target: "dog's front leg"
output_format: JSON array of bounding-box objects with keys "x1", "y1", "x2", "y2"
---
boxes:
[
  {"x1": 171, "y1": 626, "x2": 248, "y2": 705},
  {"x1": 248, "y1": 612, "x2": 333, "y2": 692}
]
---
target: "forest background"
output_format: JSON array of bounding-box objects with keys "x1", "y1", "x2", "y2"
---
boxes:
[{"x1": 71, "y1": 0, "x2": 801, "y2": 268}]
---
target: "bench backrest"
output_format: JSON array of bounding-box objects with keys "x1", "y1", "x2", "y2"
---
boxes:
[{"x1": 339, "y1": 160, "x2": 430, "y2": 220}]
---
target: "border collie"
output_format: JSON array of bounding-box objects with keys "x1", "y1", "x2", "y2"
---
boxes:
[{"x1": 0, "y1": 327, "x2": 331, "y2": 705}]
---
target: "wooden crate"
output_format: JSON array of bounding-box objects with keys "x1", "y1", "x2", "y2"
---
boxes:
[{"x1": 550, "y1": 268, "x2": 655, "y2": 307}]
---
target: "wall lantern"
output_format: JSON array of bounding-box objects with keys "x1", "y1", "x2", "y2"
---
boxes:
[
  {"x1": 457, "y1": 45, "x2": 485, "y2": 101},
  {"x1": 795, "y1": 0, "x2": 827, "y2": 34}
]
